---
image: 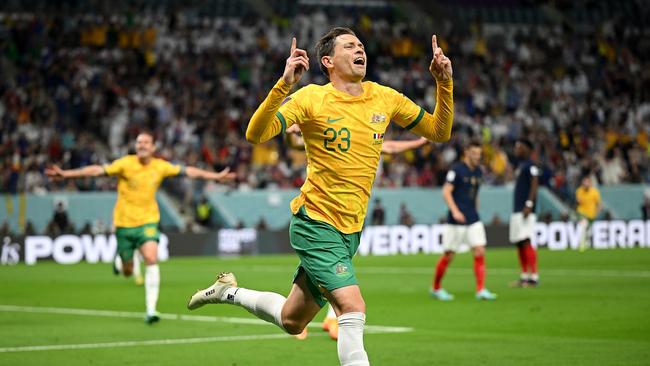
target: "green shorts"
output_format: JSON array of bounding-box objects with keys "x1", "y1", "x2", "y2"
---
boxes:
[
  {"x1": 115, "y1": 223, "x2": 160, "y2": 261},
  {"x1": 289, "y1": 206, "x2": 361, "y2": 308}
]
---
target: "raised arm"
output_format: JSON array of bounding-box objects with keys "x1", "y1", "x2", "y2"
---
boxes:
[
  {"x1": 399, "y1": 35, "x2": 454, "y2": 142},
  {"x1": 246, "y1": 38, "x2": 309, "y2": 144},
  {"x1": 45, "y1": 165, "x2": 105, "y2": 179},
  {"x1": 185, "y1": 166, "x2": 236, "y2": 182}
]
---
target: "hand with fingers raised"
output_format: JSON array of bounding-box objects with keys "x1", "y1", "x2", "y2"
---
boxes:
[
  {"x1": 283, "y1": 37, "x2": 310, "y2": 86},
  {"x1": 429, "y1": 35, "x2": 453, "y2": 82}
]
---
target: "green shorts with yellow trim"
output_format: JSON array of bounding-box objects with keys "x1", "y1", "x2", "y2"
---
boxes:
[
  {"x1": 289, "y1": 206, "x2": 361, "y2": 308},
  {"x1": 115, "y1": 223, "x2": 160, "y2": 261}
]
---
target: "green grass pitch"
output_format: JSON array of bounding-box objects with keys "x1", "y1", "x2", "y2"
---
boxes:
[{"x1": 1, "y1": 248, "x2": 649, "y2": 365}]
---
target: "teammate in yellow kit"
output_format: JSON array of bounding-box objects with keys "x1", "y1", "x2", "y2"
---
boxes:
[
  {"x1": 46, "y1": 131, "x2": 235, "y2": 323},
  {"x1": 187, "y1": 27, "x2": 453, "y2": 365},
  {"x1": 575, "y1": 175, "x2": 601, "y2": 251}
]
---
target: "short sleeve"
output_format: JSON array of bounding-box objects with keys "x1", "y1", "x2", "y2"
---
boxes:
[
  {"x1": 276, "y1": 86, "x2": 312, "y2": 132},
  {"x1": 159, "y1": 160, "x2": 183, "y2": 177},
  {"x1": 445, "y1": 169, "x2": 457, "y2": 184},
  {"x1": 103, "y1": 157, "x2": 127, "y2": 176}
]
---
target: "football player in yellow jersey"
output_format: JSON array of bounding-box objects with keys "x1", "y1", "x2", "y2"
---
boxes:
[
  {"x1": 576, "y1": 175, "x2": 601, "y2": 251},
  {"x1": 285, "y1": 123, "x2": 428, "y2": 341},
  {"x1": 187, "y1": 27, "x2": 453, "y2": 365},
  {"x1": 46, "y1": 131, "x2": 235, "y2": 323}
]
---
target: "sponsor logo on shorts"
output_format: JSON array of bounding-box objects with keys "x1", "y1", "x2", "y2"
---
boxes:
[
  {"x1": 144, "y1": 226, "x2": 158, "y2": 237},
  {"x1": 335, "y1": 263, "x2": 349, "y2": 277}
]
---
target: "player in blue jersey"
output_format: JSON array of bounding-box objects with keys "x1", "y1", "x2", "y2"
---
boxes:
[
  {"x1": 510, "y1": 139, "x2": 540, "y2": 287},
  {"x1": 431, "y1": 141, "x2": 497, "y2": 301}
]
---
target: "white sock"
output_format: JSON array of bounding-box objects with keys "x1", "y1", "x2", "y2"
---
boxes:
[
  {"x1": 145, "y1": 264, "x2": 160, "y2": 315},
  {"x1": 133, "y1": 252, "x2": 142, "y2": 278},
  {"x1": 337, "y1": 312, "x2": 369, "y2": 366},
  {"x1": 326, "y1": 304, "x2": 337, "y2": 319},
  {"x1": 520, "y1": 272, "x2": 530, "y2": 281},
  {"x1": 222, "y1": 287, "x2": 286, "y2": 331},
  {"x1": 114, "y1": 256, "x2": 123, "y2": 272},
  {"x1": 530, "y1": 273, "x2": 539, "y2": 282}
]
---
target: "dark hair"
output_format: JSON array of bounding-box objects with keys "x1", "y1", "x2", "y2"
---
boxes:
[
  {"x1": 315, "y1": 27, "x2": 357, "y2": 77},
  {"x1": 466, "y1": 140, "x2": 482, "y2": 150},
  {"x1": 137, "y1": 129, "x2": 156, "y2": 142},
  {"x1": 517, "y1": 138, "x2": 533, "y2": 150}
]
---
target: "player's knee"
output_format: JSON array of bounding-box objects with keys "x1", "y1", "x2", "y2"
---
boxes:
[
  {"x1": 444, "y1": 251, "x2": 455, "y2": 261},
  {"x1": 473, "y1": 246, "x2": 485, "y2": 257},
  {"x1": 338, "y1": 300, "x2": 366, "y2": 315},
  {"x1": 282, "y1": 318, "x2": 308, "y2": 335}
]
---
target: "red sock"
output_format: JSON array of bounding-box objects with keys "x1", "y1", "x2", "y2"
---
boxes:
[
  {"x1": 474, "y1": 255, "x2": 485, "y2": 292},
  {"x1": 525, "y1": 243, "x2": 538, "y2": 274},
  {"x1": 517, "y1": 245, "x2": 528, "y2": 274},
  {"x1": 433, "y1": 255, "x2": 451, "y2": 290}
]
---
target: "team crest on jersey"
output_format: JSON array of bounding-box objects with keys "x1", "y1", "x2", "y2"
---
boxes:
[
  {"x1": 372, "y1": 133, "x2": 385, "y2": 145},
  {"x1": 335, "y1": 263, "x2": 349, "y2": 277},
  {"x1": 370, "y1": 113, "x2": 387, "y2": 124}
]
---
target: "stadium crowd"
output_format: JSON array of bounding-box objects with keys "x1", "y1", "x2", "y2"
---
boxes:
[{"x1": 1, "y1": 3, "x2": 649, "y2": 210}]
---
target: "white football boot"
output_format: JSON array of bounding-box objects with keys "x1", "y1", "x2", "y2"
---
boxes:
[{"x1": 187, "y1": 272, "x2": 238, "y2": 310}]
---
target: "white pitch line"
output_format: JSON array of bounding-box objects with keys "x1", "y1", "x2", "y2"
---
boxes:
[
  {"x1": 0, "y1": 333, "x2": 298, "y2": 353},
  {"x1": 225, "y1": 264, "x2": 650, "y2": 278},
  {"x1": 0, "y1": 305, "x2": 414, "y2": 334}
]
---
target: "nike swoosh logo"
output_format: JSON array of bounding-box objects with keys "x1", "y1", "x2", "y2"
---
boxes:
[{"x1": 327, "y1": 117, "x2": 344, "y2": 123}]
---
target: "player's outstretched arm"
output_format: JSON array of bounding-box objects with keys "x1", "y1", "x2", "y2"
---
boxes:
[
  {"x1": 381, "y1": 137, "x2": 428, "y2": 154},
  {"x1": 45, "y1": 165, "x2": 105, "y2": 179},
  {"x1": 185, "y1": 166, "x2": 237, "y2": 182},
  {"x1": 246, "y1": 38, "x2": 309, "y2": 144},
  {"x1": 403, "y1": 35, "x2": 454, "y2": 143}
]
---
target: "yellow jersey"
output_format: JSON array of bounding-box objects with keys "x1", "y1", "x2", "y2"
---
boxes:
[
  {"x1": 103, "y1": 155, "x2": 183, "y2": 227},
  {"x1": 576, "y1": 186, "x2": 601, "y2": 220},
  {"x1": 247, "y1": 78, "x2": 453, "y2": 233}
]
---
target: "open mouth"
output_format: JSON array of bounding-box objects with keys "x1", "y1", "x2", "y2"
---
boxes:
[{"x1": 353, "y1": 57, "x2": 365, "y2": 66}]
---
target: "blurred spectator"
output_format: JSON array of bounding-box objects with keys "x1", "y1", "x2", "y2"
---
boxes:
[
  {"x1": 91, "y1": 219, "x2": 108, "y2": 235},
  {"x1": 398, "y1": 203, "x2": 415, "y2": 227},
  {"x1": 0, "y1": 221, "x2": 13, "y2": 237},
  {"x1": 641, "y1": 196, "x2": 650, "y2": 221},
  {"x1": 24, "y1": 221, "x2": 37, "y2": 235},
  {"x1": 371, "y1": 199, "x2": 385, "y2": 226},
  {"x1": 79, "y1": 222, "x2": 93, "y2": 235},
  {"x1": 195, "y1": 197, "x2": 213, "y2": 228},
  {"x1": 51, "y1": 201, "x2": 73, "y2": 233}
]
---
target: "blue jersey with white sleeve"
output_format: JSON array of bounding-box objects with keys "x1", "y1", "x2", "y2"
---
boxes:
[
  {"x1": 446, "y1": 162, "x2": 482, "y2": 225},
  {"x1": 513, "y1": 159, "x2": 540, "y2": 212}
]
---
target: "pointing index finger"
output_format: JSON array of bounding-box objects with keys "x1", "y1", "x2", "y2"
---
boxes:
[
  {"x1": 432, "y1": 35, "x2": 438, "y2": 53},
  {"x1": 291, "y1": 37, "x2": 297, "y2": 55}
]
